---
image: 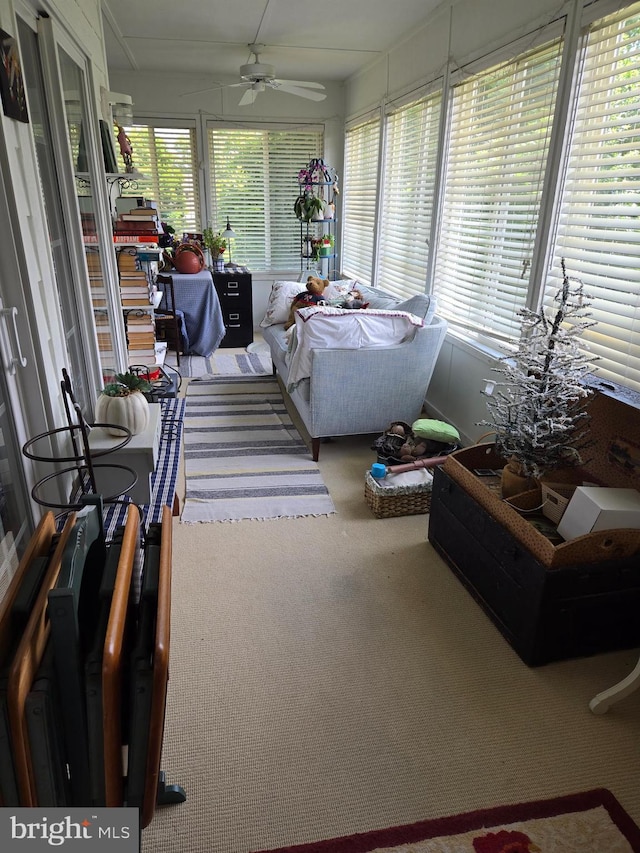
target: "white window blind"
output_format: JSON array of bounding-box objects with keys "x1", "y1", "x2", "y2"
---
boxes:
[
  {"x1": 342, "y1": 116, "x2": 381, "y2": 284},
  {"x1": 208, "y1": 127, "x2": 322, "y2": 271},
  {"x1": 122, "y1": 125, "x2": 200, "y2": 233},
  {"x1": 377, "y1": 92, "x2": 442, "y2": 299},
  {"x1": 546, "y1": 2, "x2": 640, "y2": 391},
  {"x1": 434, "y1": 39, "x2": 563, "y2": 343}
]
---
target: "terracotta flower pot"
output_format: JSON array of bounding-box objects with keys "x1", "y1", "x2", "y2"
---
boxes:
[{"x1": 501, "y1": 456, "x2": 538, "y2": 498}]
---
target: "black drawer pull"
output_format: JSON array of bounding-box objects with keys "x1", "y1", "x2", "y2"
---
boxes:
[
  {"x1": 225, "y1": 292, "x2": 240, "y2": 297},
  {"x1": 229, "y1": 313, "x2": 240, "y2": 321},
  {"x1": 228, "y1": 324, "x2": 241, "y2": 328},
  {"x1": 227, "y1": 281, "x2": 239, "y2": 288}
]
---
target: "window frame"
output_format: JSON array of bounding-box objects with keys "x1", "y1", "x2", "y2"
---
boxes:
[{"x1": 205, "y1": 121, "x2": 324, "y2": 274}]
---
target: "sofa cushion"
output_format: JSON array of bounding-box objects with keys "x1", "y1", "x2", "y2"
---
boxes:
[
  {"x1": 395, "y1": 293, "x2": 434, "y2": 322},
  {"x1": 355, "y1": 285, "x2": 401, "y2": 310},
  {"x1": 259, "y1": 280, "x2": 303, "y2": 327}
]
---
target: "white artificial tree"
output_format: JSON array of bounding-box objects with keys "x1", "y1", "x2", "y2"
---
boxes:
[{"x1": 480, "y1": 260, "x2": 597, "y2": 479}]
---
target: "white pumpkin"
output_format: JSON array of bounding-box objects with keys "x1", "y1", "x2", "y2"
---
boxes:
[{"x1": 95, "y1": 390, "x2": 150, "y2": 436}]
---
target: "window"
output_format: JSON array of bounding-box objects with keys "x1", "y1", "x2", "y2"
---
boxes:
[
  {"x1": 546, "y1": 2, "x2": 640, "y2": 391},
  {"x1": 121, "y1": 124, "x2": 200, "y2": 234},
  {"x1": 433, "y1": 39, "x2": 563, "y2": 343},
  {"x1": 377, "y1": 92, "x2": 442, "y2": 299},
  {"x1": 342, "y1": 115, "x2": 381, "y2": 284},
  {"x1": 207, "y1": 126, "x2": 323, "y2": 271}
]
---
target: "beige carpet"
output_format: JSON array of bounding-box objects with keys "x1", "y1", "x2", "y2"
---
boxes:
[{"x1": 142, "y1": 375, "x2": 640, "y2": 853}]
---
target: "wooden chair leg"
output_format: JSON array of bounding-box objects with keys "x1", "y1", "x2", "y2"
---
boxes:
[
  {"x1": 173, "y1": 319, "x2": 181, "y2": 366},
  {"x1": 312, "y1": 438, "x2": 320, "y2": 462}
]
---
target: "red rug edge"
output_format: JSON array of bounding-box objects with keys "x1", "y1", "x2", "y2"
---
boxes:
[{"x1": 252, "y1": 788, "x2": 640, "y2": 853}]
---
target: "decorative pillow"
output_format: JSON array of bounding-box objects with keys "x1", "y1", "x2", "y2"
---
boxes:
[
  {"x1": 412, "y1": 419, "x2": 460, "y2": 444},
  {"x1": 260, "y1": 280, "x2": 304, "y2": 327}
]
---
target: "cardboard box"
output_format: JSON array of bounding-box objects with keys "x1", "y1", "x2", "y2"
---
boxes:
[{"x1": 557, "y1": 486, "x2": 640, "y2": 541}]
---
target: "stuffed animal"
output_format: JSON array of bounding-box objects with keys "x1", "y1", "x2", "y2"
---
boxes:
[
  {"x1": 341, "y1": 289, "x2": 369, "y2": 310},
  {"x1": 284, "y1": 276, "x2": 330, "y2": 329},
  {"x1": 327, "y1": 287, "x2": 369, "y2": 311}
]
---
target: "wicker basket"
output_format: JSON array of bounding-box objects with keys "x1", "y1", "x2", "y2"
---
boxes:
[
  {"x1": 540, "y1": 482, "x2": 577, "y2": 524},
  {"x1": 364, "y1": 471, "x2": 432, "y2": 518}
]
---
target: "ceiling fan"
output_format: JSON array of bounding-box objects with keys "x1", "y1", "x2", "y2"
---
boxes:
[{"x1": 184, "y1": 44, "x2": 327, "y2": 106}]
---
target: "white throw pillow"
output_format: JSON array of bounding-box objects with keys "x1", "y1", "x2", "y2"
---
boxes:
[{"x1": 259, "y1": 280, "x2": 304, "y2": 327}]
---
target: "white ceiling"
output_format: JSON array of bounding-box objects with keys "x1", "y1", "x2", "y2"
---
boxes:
[{"x1": 102, "y1": 0, "x2": 442, "y2": 86}]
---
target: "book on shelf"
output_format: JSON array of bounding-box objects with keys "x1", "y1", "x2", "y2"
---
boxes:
[
  {"x1": 113, "y1": 216, "x2": 158, "y2": 234},
  {"x1": 113, "y1": 231, "x2": 160, "y2": 239},
  {"x1": 121, "y1": 210, "x2": 159, "y2": 220},
  {"x1": 120, "y1": 286, "x2": 150, "y2": 297},
  {"x1": 127, "y1": 319, "x2": 155, "y2": 333},
  {"x1": 115, "y1": 251, "x2": 140, "y2": 272},
  {"x1": 115, "y1": 235, "x2": 159, "y2": 244},
  {"x1": 119, "y1": 270, "x2": 149, "y2": 281},
  {"x1": 127, "y1": 311, "x2": 154, "y2": 324},
  {"x1": 127, "y1": 350, "x2": 156, "y2": 363},
  {"x1": 127, "y1": 336, "x2": 156, "y2": 346},
  {"x1": 84, "y1": 235, "x2": 159, "y2": 244},
  {"x1": 121, "y1": 293, "x2": 151, "y2": 305},
  {"x1": 121, "y1": 289, "x2": 150, "y2": 300}
]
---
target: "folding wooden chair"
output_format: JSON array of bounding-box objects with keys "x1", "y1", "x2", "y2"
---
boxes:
[{"x1": 154, "y1": 274, "x2": 185, "y2": 366}]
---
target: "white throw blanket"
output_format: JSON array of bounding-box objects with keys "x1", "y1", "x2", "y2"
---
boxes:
[{"x1": 286, "y1": 306, "x2": 425, "y2": 392}]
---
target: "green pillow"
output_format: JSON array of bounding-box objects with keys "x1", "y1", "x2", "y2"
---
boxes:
[{"x1": 412, "y1": 419, "x2": 460, "y2": 444}]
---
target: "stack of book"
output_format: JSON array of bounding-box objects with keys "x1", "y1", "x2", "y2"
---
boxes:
[
  {"x1": 113, "y1": 203, "x2": 161, "y2": 244},
  {"x1": 117, "y1": 247, "x2": 158, "y2": 365},
  {"x1": 125, "y1": 310, "x2": 157, "y2": 365},
  {"x1": 119, "y1": 268, "x2": 152, "y2": 308}
]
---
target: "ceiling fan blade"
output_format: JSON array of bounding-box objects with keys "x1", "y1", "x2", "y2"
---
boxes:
[
  {"x1": 272, "y1": 79, "x2": 325, "y2": 90},
  {"x1": 238, "y1": 87, "x2": 258, "y2": 106},
  {"x1": 271, "y1": 82, "x2": 327, "y2": 101},
  {"x1": 229, "y1": 82, "x2": 251, "y2": 89}
]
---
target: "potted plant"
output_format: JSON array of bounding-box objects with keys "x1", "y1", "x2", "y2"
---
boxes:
[
  {"x1": 318, "y1": 233, "x2": 334, "y2": 256},
  {"x1": 294, "y1": 193, "x2": 324, "y2": 223},
  {"x1": 478, "y1": 260, "x2": 596, "y2": 495},
  {"x1": 203, "y1": 228, "x2": 227, "y2": 270},
  {"x1": 95, "y1": 371, "x2": 152, "y2": 436}
]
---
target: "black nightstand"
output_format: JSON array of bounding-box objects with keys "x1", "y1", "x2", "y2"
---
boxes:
[{"x1": 212, "y1": 271, "x2": 253, "y2": 348}]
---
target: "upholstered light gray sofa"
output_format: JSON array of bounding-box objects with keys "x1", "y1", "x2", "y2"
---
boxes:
[{"x1": 260, "y1": 283, "x2": 447, "y2": 460}]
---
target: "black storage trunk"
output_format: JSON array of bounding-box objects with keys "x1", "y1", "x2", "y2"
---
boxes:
[{"x1": 428, "y1": 466, "x2": 640, "y2": 666}]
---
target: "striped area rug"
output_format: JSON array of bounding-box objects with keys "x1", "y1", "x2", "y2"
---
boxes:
[
  {"x1": 181, "y1": 375, "x2": 335, "y2": 522},
  {"x1": 165, "y1": 350, "x2": 271, "y2": 378}
]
